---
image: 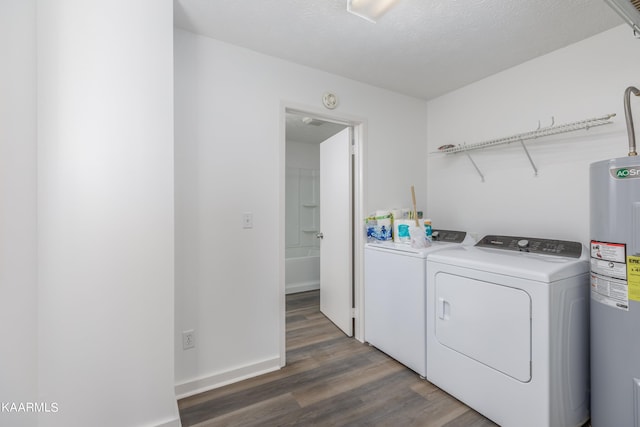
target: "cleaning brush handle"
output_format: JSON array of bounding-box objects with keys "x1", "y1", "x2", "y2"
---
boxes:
[{"x1": 411, "y1": 185, "x2": 419, "y2": 226}]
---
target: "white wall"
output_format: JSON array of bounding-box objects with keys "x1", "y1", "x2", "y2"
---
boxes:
[
  {"x1": 37, "y1": 1, "x2": 179, "y2": 426},
  {"x1": 0, "y1": 1, "x2": 37, "y2": 426},
  {"x1": 427, "y1": 25, "x2": 640, "y2": 246},
  {"x1": 174, "y1": 29, "x2": 428, "y2": 396}
]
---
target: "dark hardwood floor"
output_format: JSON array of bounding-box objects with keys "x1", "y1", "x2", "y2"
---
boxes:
[{"x1": 177, "y1": 290, "x2": 500, "y2": 426}]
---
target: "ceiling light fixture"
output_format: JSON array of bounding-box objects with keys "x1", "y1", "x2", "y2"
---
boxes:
[{"x1": 347, "y1": 0, "x2": 400, "y2": 23}]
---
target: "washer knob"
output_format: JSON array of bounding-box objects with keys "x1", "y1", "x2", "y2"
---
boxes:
[{"x1": 517, "y1": 239, "x2": 529, "y2": 249}]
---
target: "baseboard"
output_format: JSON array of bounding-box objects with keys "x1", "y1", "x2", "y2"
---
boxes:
[
  {"x1": 174, "y1": 357, "x2": 281, "y2": 400},
  {"x1": 154, "y1": 416, "x2": 182, "y2": 427},
  {"x1": 285, "y1": 281, "x2": 320, "y2": 295}
]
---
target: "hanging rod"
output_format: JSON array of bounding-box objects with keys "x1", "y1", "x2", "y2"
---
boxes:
[{"x1": 433, "y1": 113, "x2": 616, "y2": 155}]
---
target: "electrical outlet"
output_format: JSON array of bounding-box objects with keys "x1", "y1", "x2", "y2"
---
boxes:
[
  {"x1": 242, "y1": 212, "x2": 253, "y2": 229},
  {"x1": 182, "y1": 330, "x2": 195, "y2": 350}
]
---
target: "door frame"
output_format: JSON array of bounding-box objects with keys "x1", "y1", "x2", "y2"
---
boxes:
[{"x1": 279, "y1": 101, "x2": 366, "y2": 367}]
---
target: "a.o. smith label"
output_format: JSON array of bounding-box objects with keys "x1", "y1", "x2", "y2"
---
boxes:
[{"x1": 610, "y1": 166, "x2": 640, "y2": 179}]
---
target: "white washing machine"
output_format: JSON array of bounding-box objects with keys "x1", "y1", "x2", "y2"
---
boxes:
[
  {"x1": 426, "y1": 235, "x2": 590, "y2": 427},
  {"x1": 364, "y1": 229, "x2": 474, "y2": 378}
]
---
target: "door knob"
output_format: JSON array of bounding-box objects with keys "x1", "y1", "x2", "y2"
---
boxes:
[{"x1": 316, "y1": 232, "x2": 324, "y2": 239}]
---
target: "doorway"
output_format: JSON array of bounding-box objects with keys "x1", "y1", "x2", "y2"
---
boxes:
[{"x1": 280, "y1": 106, "x2": 365, "y2": 366}]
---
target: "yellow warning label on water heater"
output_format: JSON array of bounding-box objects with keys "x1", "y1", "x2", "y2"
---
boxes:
[{"x1": 627, "y1": 256, "x2": 640, "y2": 302}]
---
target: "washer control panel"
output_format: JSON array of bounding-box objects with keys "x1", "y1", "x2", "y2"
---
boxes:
[
  {"x1": 432, "y1": 229, "x2": 467, "y2": 243},
  {"x1": 476, "y1": 235, "x2": 582, "y2": 258}
]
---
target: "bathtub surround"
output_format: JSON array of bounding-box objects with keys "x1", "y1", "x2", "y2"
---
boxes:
[
  {"x1": 286, "y1": 167, "x2": 320, "y2": 251},
  {"x1": 285, "y1": 140, "x2": 321, "y2": 293},
  {"x1": 285, "y1": 247, "x2": 320, "y2": 294},
  {"x1": 285, "y1": 167, "x2": 320, "y2": 294},
  {"x1": 285, "y1": 166, "x2": 321, "y2": 293}
]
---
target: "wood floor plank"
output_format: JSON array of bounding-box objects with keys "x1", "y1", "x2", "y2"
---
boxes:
[
  {"x1": 191, "y1": 393, "x2": 301, "y2": 427},
  {"x1": 286, "y1": 323, "x2": 345, "y2": 350},
  {"x1": 292, "y1": 356, "x2": 406, "y2": 407},
  {"x1": 329, "y1": 369, "x2": 433, "y2": 425}
]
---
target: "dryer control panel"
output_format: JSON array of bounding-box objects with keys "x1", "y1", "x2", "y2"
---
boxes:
[{"x1": 476, "y1": 235, "x2": 583, "y2": 258}]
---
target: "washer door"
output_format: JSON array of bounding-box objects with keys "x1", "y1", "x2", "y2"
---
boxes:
[{"x1": 435, "y1": 272, "x2": 532, "y2": 382}]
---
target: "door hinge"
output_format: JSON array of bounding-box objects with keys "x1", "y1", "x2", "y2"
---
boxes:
[
  {"x1": 350, "y1": 144, "x2": 357, "y2": 156},
  {"x1": 351, "y1": 307, "x2": 358, "y2": 318}
]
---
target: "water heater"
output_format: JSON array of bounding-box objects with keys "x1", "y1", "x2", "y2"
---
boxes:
[{"x1": 590, "y1": 87, "x2": 640, "y2": 427}]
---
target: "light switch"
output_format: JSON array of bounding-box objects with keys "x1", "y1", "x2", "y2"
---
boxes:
[{"x1": 242, "y1": 212, "x2": 253, "y2": 229}]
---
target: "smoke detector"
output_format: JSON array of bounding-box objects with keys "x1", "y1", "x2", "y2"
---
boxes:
[{"x1": 322, "y1": 92, "x2": 339, "y2": 110}]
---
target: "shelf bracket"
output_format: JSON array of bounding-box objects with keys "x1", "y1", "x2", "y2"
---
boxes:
[
  {"x1": 519, "y1": 139, "x2": 538, "y2": 176},
  {"x1": 465, "y1": 151, "x2": 485, "y2": 182}
]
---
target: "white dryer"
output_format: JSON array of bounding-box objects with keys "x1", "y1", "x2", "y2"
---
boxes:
[
  {"x1": 426, "y1": 235, "x2": 590, "y2": 427},
  {"x1": 364, "y1": 230, "x2": 474, "y2": 378}
]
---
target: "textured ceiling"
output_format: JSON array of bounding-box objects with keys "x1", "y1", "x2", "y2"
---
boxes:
[{"x1": 174, "y1": 0, "x2": 624, "y2": 101}]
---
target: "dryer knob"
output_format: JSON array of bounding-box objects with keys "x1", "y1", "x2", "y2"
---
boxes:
[{"x1": 517, "y1": 239, "x2": 529, "y2": 249}]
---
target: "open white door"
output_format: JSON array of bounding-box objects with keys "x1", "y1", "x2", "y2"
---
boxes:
[{"x1": 318, "y1": 128, "x2": 353, "y2": 336}]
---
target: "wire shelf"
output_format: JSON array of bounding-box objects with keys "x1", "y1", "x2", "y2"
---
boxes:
[
  {"x1": 433, "y1": 114, "x2": 616, "y2": 155},
  {"x1": 431, "y1": 113, "x2": 616, "y2": 181}
]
